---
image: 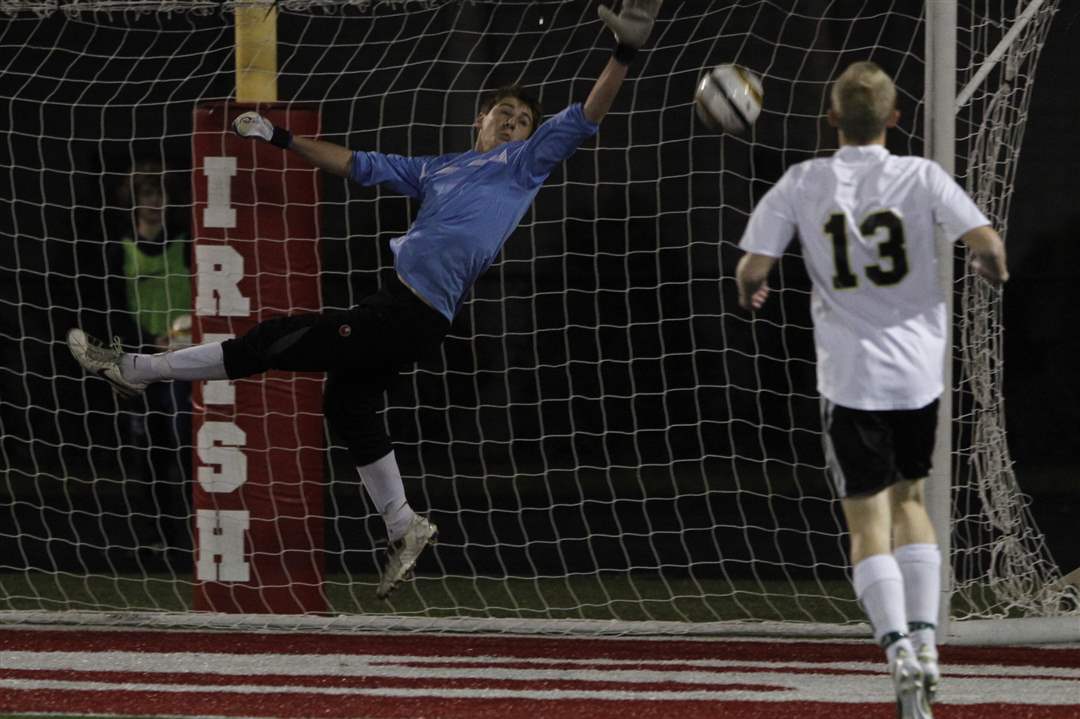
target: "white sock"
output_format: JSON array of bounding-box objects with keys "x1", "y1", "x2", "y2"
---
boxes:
[
  {"x1": 895, "y1": 542, "x2": 941, "y2": 652},
  {"x1": 122, "y1": 342, "x2": 228, "y2": 383},
  {"x1": 853, "y1": 553, "x2": 912, "y2": 663},
  {"x1": 356, "y1": 451, "x2": 415, "y2": 542}
]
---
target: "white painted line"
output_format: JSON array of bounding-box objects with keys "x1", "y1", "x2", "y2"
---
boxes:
[
  {"x1": 3, "y1": 651, "x2": 1079, "y2": 679},
  {"x1": 1, "y1": 674, "x2": 1078, "y2": 705}
]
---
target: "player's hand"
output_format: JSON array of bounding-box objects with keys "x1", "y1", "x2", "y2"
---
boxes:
[
  {"x1": 233, "y1": 111, "x2": 275, "y2": 142},
  {"x1": 971, "y1": 255, "x2": 1009, "y2": 285},
  {"x1": 739, "y1": 283, "x2": 770, "y2": 311},
  {"x1": 597, "y1": 0, "x2": 663, "y2": 50}
]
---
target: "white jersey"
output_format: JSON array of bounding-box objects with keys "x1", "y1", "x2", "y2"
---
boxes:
[{"x1": 738, "y1": 144, "x2": 990, "y2": 410}]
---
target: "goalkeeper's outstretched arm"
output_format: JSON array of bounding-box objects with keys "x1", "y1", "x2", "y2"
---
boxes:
[
  {"x1": 231, "y1": 2, "x2": 666, "y2": 168},
  {"x1": 583, "y1": 0, "x2": 664, "y2": 124},
  {"x1": 289, "y1": 136, "x2": 353, "y2": 177},
  {"x1": 232, "y1": 111, "x2": 352, "y2": 176}
]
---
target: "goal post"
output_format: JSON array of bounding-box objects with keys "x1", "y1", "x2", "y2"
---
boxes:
[
  {"x1": 0, "y1": 0, "x2": 1075, "y2": 642},
  {"x1": 234, "y1": 0, "x2": 278, "y2": 104},
  {"x1": 925, "y1": 0, "x2": 957, "y2": 645},
  {"x1": 191, "y1": 102, "x2": 327, "y2": 612},
  {"x1": 190, "y1": 0, "x2": 329, "y2": 612}
]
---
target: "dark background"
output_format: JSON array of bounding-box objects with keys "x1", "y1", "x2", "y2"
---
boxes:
[
  {"x1": 0, "y1": 1, "x2": 1075, "y2": 593},
  {"x1": 998, "y1": 1, "x2": 1080, "y2": 580}
]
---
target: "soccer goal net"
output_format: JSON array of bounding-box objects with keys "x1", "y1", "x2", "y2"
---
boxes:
[{"x1": 0, "y1": 0, "x2": 1074, "y2": 639}]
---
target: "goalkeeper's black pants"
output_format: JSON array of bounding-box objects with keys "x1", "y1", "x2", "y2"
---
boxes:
[{"x1": 220, "y1": 272, "x2": 450, "y2": 466}]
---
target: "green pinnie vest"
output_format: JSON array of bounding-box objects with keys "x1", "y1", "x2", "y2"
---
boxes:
[{"x1": 121, "y1": 235, "x2": 192, "y2": 339}]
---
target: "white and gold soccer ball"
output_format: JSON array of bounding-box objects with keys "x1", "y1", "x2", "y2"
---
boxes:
[{"x1": 694, "y1": 64, "x2": 763, "y2": 134}]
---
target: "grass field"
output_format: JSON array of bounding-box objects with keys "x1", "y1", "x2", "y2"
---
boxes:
[{"x1": 1, "y1": 570, "x2": 859, "y2": 626}]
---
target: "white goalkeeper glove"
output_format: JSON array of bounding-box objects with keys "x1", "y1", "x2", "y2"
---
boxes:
[
  {"x1": 233, "y1": 111, "x2": 293, "y2": 149},
  {"x1": 598, "y1": 0, "x2": 663, "y2": 63}
]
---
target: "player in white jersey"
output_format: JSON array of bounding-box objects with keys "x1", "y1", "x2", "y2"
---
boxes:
[{"x1": 735, "y1": 61, "x2": 1008, "y2": 718}]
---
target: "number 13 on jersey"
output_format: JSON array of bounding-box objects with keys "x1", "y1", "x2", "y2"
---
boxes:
[{"x1": 824, "y1": 209, "x2": 909, "y2": 290}]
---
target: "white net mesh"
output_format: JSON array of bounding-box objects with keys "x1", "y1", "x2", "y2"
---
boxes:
[
  {"x1": 951, "y1": 0, "x2": 1077, "y2": 620},
  {"x1": 0, "y1": 0, "x2": 1071, "y2": 633}
]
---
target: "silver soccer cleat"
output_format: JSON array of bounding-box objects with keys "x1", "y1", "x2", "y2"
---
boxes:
[
  {"x1": 376, "y1": 514, "x2": 437, "y2": 599},
  {"x1": 66, "y1": 328, "x2": 146, "y2": 398},
  {"x1": 892, "y1": 646, "x2": 933, "y2": 719},
  {"x1": 917, "y1": 645, "x2": 940, "y2": 704}
]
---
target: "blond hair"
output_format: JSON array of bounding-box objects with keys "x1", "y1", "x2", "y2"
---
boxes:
[{"x1": 830, "y1": 61, "x2": 896, "y2": 144}]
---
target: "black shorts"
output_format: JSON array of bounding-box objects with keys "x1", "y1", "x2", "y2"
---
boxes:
[
  {"x1": 820, "y1": 398, "x2": 939, "y2": 498},
  {"x1": 222, "y1": 272, "x2": 449, "y2": 378},
  {"x1": 221, "y1": 272, "x2": 451, "y2": 466}
]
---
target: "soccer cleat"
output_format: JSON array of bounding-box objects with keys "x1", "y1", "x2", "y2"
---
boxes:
[
  {"x1": 376, "y1": 514, "x2": 437, "y2": 599},
  {"x1": 917, "y1": 645, "x2": 940, "y2": 704},
  {"x1": 892, "y1": 647, "x2": 933, "y2": 719},
  {"x1": 66, "y1": 328, "x2": 146, "y2": 398}
]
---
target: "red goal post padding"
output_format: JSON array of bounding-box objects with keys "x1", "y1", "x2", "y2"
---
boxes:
[{"x1": 191, "y1": 103, "x2": 326, "y2": 613}]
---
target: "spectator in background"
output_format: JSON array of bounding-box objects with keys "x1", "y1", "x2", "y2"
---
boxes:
[{"x1": 108, "y1": 158, "x2": 193, "y2": 556}]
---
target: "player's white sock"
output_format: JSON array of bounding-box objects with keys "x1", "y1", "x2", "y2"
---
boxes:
[
  {"x1": 122, "y1": 342, "x2": 228, "y2": 383},
  {"x1": 895, "y1": 542, "x2": 941, "y2": 651},
  {"x1": 853, "y1": 553, "x2": 913, "y2": 663},
  {"x1": 357, "y1": 450, "x2": 415, "y2": 542}
]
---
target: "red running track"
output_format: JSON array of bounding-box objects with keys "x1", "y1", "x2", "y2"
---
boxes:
[{"x1": 0, "y1": 628, "x2": 1077, "y2": 718}]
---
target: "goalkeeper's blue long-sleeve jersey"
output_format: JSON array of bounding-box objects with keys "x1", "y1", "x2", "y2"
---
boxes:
[{"x1": 349, "y1": 103, "x2": 599, "y2": 321}]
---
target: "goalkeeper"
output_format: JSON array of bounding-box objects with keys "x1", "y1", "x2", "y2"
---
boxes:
[{"x1": 67, "y1": 0, "x2": 663, "y2": 599}]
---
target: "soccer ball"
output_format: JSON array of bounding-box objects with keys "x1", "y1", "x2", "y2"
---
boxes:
[{"x1": 695, "y1": 64, "x2": 763, "y2": 133}]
